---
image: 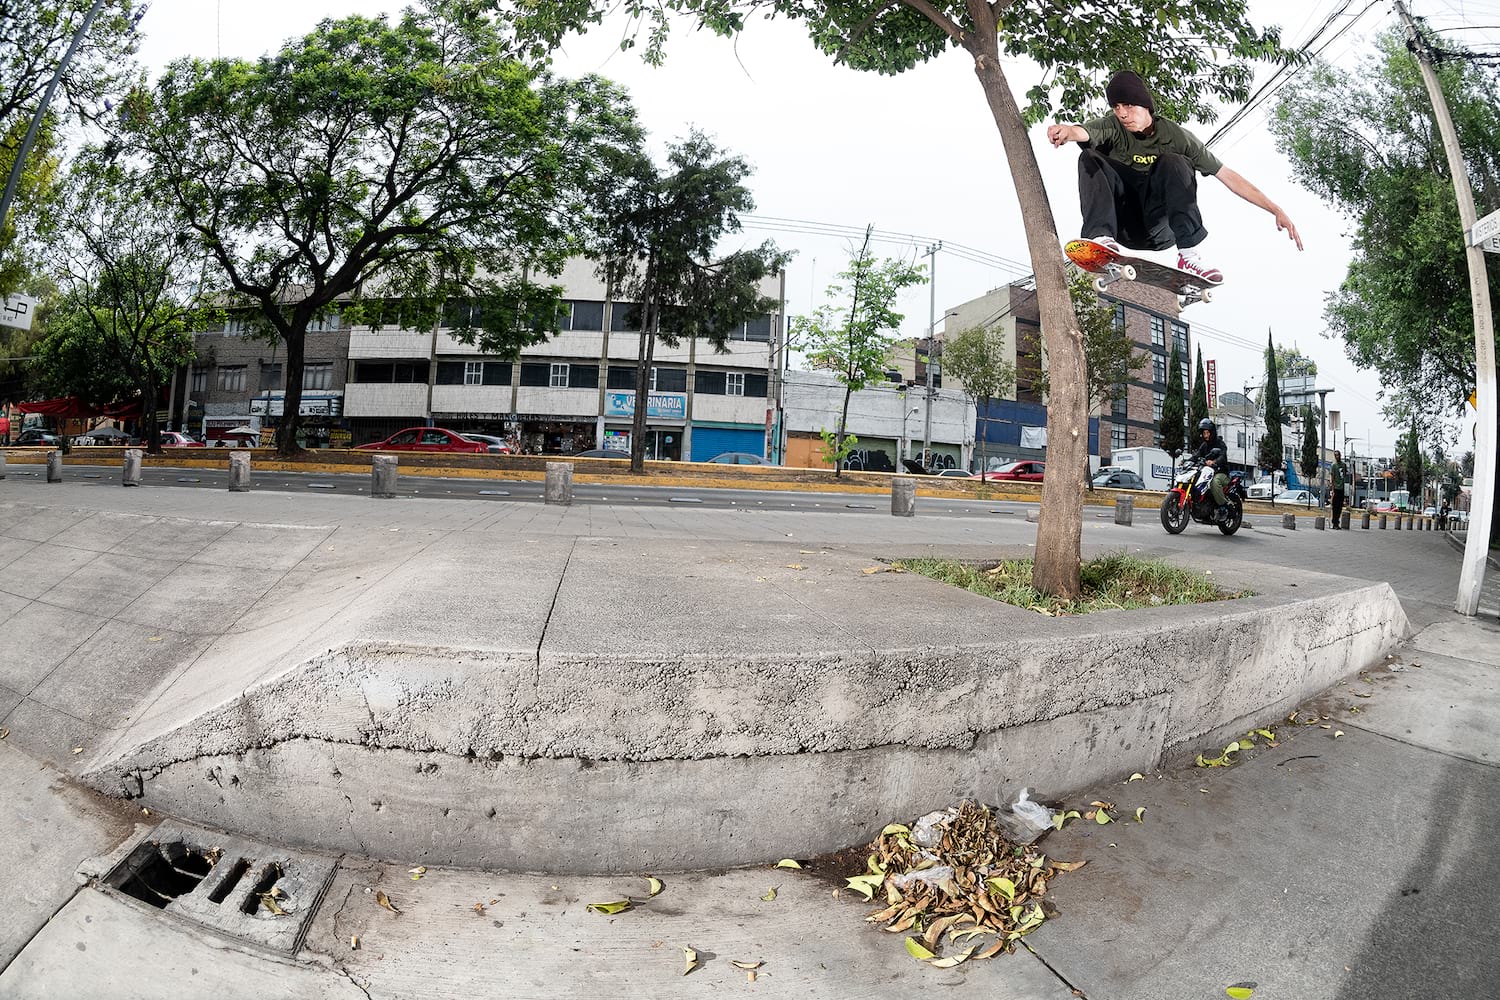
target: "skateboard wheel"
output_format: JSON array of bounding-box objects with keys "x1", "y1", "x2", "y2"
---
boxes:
[
  {"x1": 1201, "y1": 289, "x2": 1214, "y2": 303},
  {"x1": 1121, "y1": 264, "x2": 1137, "y2": 280},
  {"x1": 1092, "y1": 277, "x2": 1107, "y2": 293}
]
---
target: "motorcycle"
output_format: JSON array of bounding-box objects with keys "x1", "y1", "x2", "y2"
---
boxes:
[{"x1": 1160, "y1": 458, "x2": 1247, "y2": 536}]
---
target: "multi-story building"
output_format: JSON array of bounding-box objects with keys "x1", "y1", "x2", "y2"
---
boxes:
[
  {"x1": 780, "y1": 369, "x2": 974, "y2": 472},
  {"x1": 171, "y1": 260, "x2": 785, "y2": 460},
  {"x1": 343, "y1": 259, "x2": 782, "y2": 460}
]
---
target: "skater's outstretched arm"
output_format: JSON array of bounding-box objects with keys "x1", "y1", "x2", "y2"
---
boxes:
[
  {"x1": 1047, "y1": 124, "x2": 1089, "y2": 146},
  {"x1": 1215, "y1": 166, "x2": 1303, "y2": 250}
]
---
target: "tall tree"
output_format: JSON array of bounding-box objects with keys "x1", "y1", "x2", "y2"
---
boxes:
[
  {"x1": 1299, "y1": 404, "x2": 1320, "y2": 485},
  {"x1": 120, "y1": 2, "x2": 642, "y2": 455},
  {"x1": 797, "y1": 240, "x2": 923, "y2": 477},
  {"x1": 1159, "y1": 342, "x2": 1185, "y2": 459},
  {"x1": 941, "y1": 321, "x2": 1016, "y2": 481},
  {"x1": 590, "y1": 131, "x2": 785, "y2": 473},
  {"x1": 0, "y1": 2, "x2": 142, "y2": 294},
  {"x1": 49, "y1": 154, "x2": 202, "y2": 452},
  {"x1": 514, "y1": 0, "x2": 1290, "y2": 597},
  {"x1": 1274, "y1": 345, "x2": 1318, "y2": 379},
  {"x1": 1257, "y1": 332, "x2": 1284, "y2": 473},
  {"x1": 1190, "y1": 346, "x2": 1209, "y2": 431},
  {"x1": 1398, "y1": 424, "x2": 1424, "y2": 497}
]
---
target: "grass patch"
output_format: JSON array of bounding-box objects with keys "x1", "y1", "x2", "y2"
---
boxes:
[{"x1": 895, "y1": 553, "x2": 1247, "y2": 616}]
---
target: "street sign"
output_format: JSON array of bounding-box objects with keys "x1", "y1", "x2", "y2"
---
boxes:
[
  {"x1": 1484, "y1": 234, "x2": 1500, "y2": 255},
  {"x1": 1471, "y1": 208, "x2": 1500, "y2": 247},
  {"x1": 1, "y1": 293, "x2": 36, "y2": 331}
]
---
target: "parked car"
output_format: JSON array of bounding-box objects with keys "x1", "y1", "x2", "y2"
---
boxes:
[
  {"x1": 933, "y1": 468, "x2": 975, "y2": 479},
  {"x1": 572, "y1": 448, "x2": 630, "y2": 459},
  {"x1": 15, "y1": 428, "x2": 62, "y2": 446},
  {"x1": 1273, "y1": 489, "x2": 1317, "y2": 506},
  {"x1": 706, "y1": 452, "x2": 768, "y2": 465},
  {"x1": 1092, "y1": 470, "x2": 1146, "y2": 490},
  {"x1": 159, "y1": 431, "x2": 206, "y2": 447},
  {"x1": 1421, "y1": 506, "x2": 1438, "y2": 518},
  {"x1": 1370, "y1": 499, "x2": 1397, "y2": 512},
  {"x1": 986, "y1": 460, "x2": 1046, "y2": 482},
  {"x1": 354, "y1": 427, "x2": 486, "y2": 453},
  {"x1": 459, "y1": 433, "x2": 512, "y2": 455}
]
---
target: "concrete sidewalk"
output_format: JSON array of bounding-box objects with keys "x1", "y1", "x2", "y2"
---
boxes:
[{"x1": 1, "y1": 480, "x2": 1495, "y2": 997}]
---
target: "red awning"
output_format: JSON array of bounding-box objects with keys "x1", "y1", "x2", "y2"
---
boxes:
[{"x1": 17, "y1": 396, "x2": 144, "y2": 419}]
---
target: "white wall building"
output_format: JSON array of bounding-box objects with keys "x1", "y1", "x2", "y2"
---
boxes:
[{"x1": 780, "y1": 369, "x2": 976, "y2": 473}]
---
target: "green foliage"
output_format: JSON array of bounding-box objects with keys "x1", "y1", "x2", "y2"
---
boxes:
[
  {"x1": 1029, "y1": 270, "x2": 1146, "y2": 407},
  {"x1": 796, "y1": 244, "x2": 923, "y2": 474},
  {"x1": 0, "y1": 118, "x2": 63, "y2": 296},
  {"x1": 1397, "y1": 425, "x2": 1424, "y2": 493},
  {"x1": 1271, "y1": 29, "x2": 1500, "y2": 415},
  {"x1": 1299, "y1": 405, "x2": 1320, "y2": 483},
  {"x1": 588, "y1": 130, "x2": 787, "y2": 471},
  {"x1": 942, "y1": 322, "x2": 1017, "y2": 477},
  {"x1": 1159, "y1": 342, "x2": 1185, "y2": 457},
  {"x1": 1190, "y1": 346, "x2": 1209, "y2": 430},
  {"x1": 1275, "y1": 346, "x2": 1318, "y2": 379},
  {"x1": 894, "y1": 553, "x2": 1244, "y2": 617},
  {"x1": 120, "y1": 1, "x2": 643, "y2": 453},
  {"x1": 818, "y1": 427, "x2": 858, "y2": 467},
  {"x1": 1257, "y1": 333, "x2": 1284, "y2": 471},
  {"x1": 27, "y1": 301, "x2": 137, "y2": 405}
]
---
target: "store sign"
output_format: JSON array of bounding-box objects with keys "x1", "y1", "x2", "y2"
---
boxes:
[
  {"x1": 0, "y1": 293, "x2": 36, "y2": 331},
  {"x1": 249, "y1": 393, "x2": 343, "y2": 417},
  {"x1": 1205, "y1": 359, "x2": 1217, "y2": 406},
  {"x1": 604, "y1": 391, "x2": 686, "y2": 420}
]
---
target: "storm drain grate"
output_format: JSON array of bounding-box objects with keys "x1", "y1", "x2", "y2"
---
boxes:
[{"x1": 103, "y1": 822, "x2": 336, "y2": 953}]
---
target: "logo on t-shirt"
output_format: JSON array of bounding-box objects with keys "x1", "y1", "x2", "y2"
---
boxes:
[{"x1": 1132, "y1": 153, "x2": 1157, "y2": 166}]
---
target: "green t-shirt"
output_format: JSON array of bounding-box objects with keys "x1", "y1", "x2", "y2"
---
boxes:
[{"x1": 1082, "y1": 115, "x2": 1223, "y2": 176}]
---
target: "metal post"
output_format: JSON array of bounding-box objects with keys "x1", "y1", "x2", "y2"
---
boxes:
[
  {"x1": 0, "y1": 0, "x2": 109, "y2": 236},
  {"x1": 1397, "y1": 2, "x2": 1496, "y2": 616},
  {"x1": 922, "y1": 241, "x2": 940, "y2": 466},
  {"x1": 1317, "y1": 388, "x2": 1331, "y2": 507}
]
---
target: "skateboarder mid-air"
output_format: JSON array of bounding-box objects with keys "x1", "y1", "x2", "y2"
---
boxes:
[{"x1": 1046, "y1": 70, "x2": 1303, "y2": 282}]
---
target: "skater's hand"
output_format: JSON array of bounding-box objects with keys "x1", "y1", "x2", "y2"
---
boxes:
[
  {"x1": 1276, "y1": 209, "x2": 1303, "y2": 250},
  {"x1": 1047, "y1": 124, "x2": 1083, "y2": 147}
]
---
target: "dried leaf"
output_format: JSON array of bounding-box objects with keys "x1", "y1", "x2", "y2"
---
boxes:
[
  {"x1": 350, "y1": 935, "x2": 359, "y2": 950},
  {"x1": 586, "y1": 899, "x2": 632, "y2": 915},
  {"x1": 472, "y1": 901, "x2": 486, "y2": 915},
  {"x1": 1254, "y1": 729, "x2": 1276, "y2": 740},
  {"x1": 1049, "y1": 859, "x2": 1088, "y2": 872},
  {"x1": 71, "y1": 747, "x2": 83, "y2": 754},
  {"x1": 408, "y1": 866, "x2": 426, "y2": 875},
  {"x1": 929, "y1": 946, "x2": 977, "y2": 968},
  {"x1": 1126, "y1": 773, "x2": 1144, "y2": 782},
  {"x1": 1135, "y1": 807, "x2": 1147, "y2": 822},
  {"x1": 987, "y1": 877, "x2": 1016, "y2": 901},
  {"x1": 1226, "y1": 988, "x2": 1255, "y2": 999},
  {"x1": 645, "y1": 877, "x2": 664, "y2": 897},
  {"x1": 862, "y1": 566, "x2": 881, "y2": 575},
  {"x1": 147, "y1": 636, "x2": 162, "y2": 642},
  {"x1": 375, "y1": 890, "x2": 400, "y2": 914},
  {"x1": 747, "y1": 970, "x2": 757, "y2": 983},
  {"x1": 0, "y1": 728, "x2": 9, "y2": 740},
  {"x1": 975, "y1": 937, "x2": 1008, "y2": 960},
  {"x1": 1333, "y1": 730, "x2": 1344, "y2": 738},
  {"x1": 884, "y1": 912, "x2": 917, "y2": 934},
  {"x1": 881, "y1": 823, "x2": 911, "y2": 836},
  {"x1": 731, "y1": 961, "x2": 762, "y2": 970},
  {"x1": 922, "y1": 913, "x2": 964, "y2": 950},
  {"x1": 761, "y1": 887, "x2": 777, "y2": 902},
  {"x1": 774, "y1": 859, "x2": 802, "y2": 870},
  {"x1": 785, "y1": 563, "x2": 805, "y2": 570},
  {"x1": 845, "y1": 873, "x2": 884, "y2": 901},
  {"x1": 682, "y1": 946, "x2": 699, "y2": 976},
  {"x1": 259, "y1": 892, "x2": 287, "y2": 916},
  {"x1": 904, "y1": 937, "x2": 936, "y2": 961}
]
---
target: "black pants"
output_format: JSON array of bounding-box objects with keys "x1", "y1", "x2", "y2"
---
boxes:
[
  {"x1": 1331, "y1": 486, "x2": 1345, "y2": 526},
  {"x1": 1078, "y1": 149, "x2": 1208, "y2": 252}
]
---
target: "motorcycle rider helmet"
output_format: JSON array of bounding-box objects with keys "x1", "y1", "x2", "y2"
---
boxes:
[{"x1": 1198, "y1": 418, "x2": 1216, "y2": 434}]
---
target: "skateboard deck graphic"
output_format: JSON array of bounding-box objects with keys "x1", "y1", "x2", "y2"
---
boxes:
[{"x1": 1064, "y1": 238, "x2": 1222, "y2": 307}]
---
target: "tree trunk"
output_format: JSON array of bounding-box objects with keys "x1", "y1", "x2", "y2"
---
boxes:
[
  {"x1": 630, "y1": 264, "x2": 657, "y2": 475},
  {"x1": 836, "y1": 381, "x2": 853, "y2": 477},
  {"x1": 278, "y1": 329, "x2": 306, "y2": 457},
  {"x1": 968, "y1": 17, "x2": 1086, "y2": 598}
]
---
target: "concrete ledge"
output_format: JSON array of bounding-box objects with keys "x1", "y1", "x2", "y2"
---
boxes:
[{"x1": 75, "y1": 544, "x2": 1406, "y2": 874}]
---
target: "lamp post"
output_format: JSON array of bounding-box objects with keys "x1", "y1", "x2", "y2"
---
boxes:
[
  {"x1": 1344, "y1": 435, "x2": 1361, "y2": 507},
  {"x1": 921, "y1": 242, "x2": 942, "y2": 466},
  {"x1": 1316, "y1": 388, "x2": 1333, "y2": 507}
]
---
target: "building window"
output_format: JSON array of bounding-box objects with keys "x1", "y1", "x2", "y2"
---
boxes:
[
  {"x1": 191, "y1": 368, "x2": 208, "y2": 392},
  {"x1": 1111, "y1": 425, "x2": 1127, "y2": 450},
  {"x1": 218, "y1": 366, "x2": 246, "y2": 392},
  {"x1": 732, "y1": 314, "x2": 773, "y2": 342},
  {"x1": 725, "y1": 372, "x2": 745, "y2": 396},
  {"x1": 550, "y1": 363, "x2": 569, "y2": 388},
  {"x1": 610, "y1": 303, "x2": 641, "y2": 332},
  {"x1": 1172, "y1": 321, "x2": 1189, "y2": 357},
  {"x1": 563, "y1": 300, "x2": 605, "y2": 331},
  {"x1": 464, "y1": 361, "x2": 483, "y2": 386},
  {"x1": 308, "y1": 311, "x2": 342, "y2": 333},
  {"x1": 1111, "y1": 389, "x2": 1127, "y2": 417},
  {"x1": 1150, "y1": 316, "x2": 1164, "y2": 348},
  {"x1": 649, "y1": 366, "x2": 658, "y2": 392},
  {"x1": 260, "y1": 364, "x2": 282, "y2": 391},
  {"x1": 1236, "y1": 431, "x2": 1246, "y2": 448},
  {"x1": 303, "y1": 363, "x2": 333, "y2": 390},
  {"x1": 1152, "y1": 392, "x2": 1164, "y2": 422},
  {"x1": 1152, "y1": 355, "x2": 1166, "y2": 384},
  {"x1": 1181, "y1": 361, "x2": 1190, "y2": 387},
  {"x1": 1113, "y1": 303, "x2": 1126, "y2": 334}
]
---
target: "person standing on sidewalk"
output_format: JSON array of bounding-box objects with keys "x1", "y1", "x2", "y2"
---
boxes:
[{"x1": 1330, "y1": 450, "x2": 1349, "y2": 528}]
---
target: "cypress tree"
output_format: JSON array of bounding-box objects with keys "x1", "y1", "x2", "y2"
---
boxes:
[
  {"x1": 1159, "y1": 342, "x2": 1186, "y2": 458},
  {"x1": 1189, "y1": 346, "x2": 1209, "y2": 432},
  {"x1": 1256, "y1": 331, "x2": 1284, "y2": 473}
]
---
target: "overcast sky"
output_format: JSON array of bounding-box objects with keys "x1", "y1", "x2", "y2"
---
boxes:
[{"x1": 130, "y1": 0, "x2": 1500, "y2": 460}]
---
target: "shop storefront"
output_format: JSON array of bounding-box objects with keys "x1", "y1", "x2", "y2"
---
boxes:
[
  {"x1": 239, "y1": 392, "x2": 345, "y2": 448},
  {"x1": 603, "y1": 391, "x2": 686, "y2": 461},
  {"x1": 517, "y1": 415, "x2": 595, "y2": 455}
]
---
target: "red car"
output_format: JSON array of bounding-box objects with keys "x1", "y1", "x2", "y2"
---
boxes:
[
  {"x1": 159, "y1": 431, "x2": 206, "y2": 447},
  {"x1": 354, "y1": 427, "x2": 487, "y2": 453},
  {"x1": 985, "y1": 460, "x2": 1045, "y2": 482}
]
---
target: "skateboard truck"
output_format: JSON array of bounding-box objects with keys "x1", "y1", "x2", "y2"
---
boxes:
[{"x1": 1090, "y1": 261, "x2": 1137, "y2": 293}]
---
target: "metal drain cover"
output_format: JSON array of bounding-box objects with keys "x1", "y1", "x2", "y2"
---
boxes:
[{"x1": 101, "y1": 821, "x2": 336, "y2": 953}]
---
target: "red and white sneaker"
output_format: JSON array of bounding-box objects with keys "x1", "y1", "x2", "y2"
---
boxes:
[
  {"x1": 1176, "y1": 252, "x2": 1223, "y2": 283},
  {"x1": 1090, "y1": 235, "x2": 1123, "y2": 253}
]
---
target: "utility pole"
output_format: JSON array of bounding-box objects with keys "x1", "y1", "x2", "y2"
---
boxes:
[
  {"x1": 1317, "y1": 388, "x2": 1332, "y2": 507},
  {"x1": 1397, "y1": 2, "x2": 1496, "y2": 615},
  {"x1": 922, "y1": 241, "x2": 941, "y2": 468}
]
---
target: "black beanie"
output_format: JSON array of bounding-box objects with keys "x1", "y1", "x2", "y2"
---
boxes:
[{"x1": 1105, "y1": 70, "x2": 1155, "y2": 113}]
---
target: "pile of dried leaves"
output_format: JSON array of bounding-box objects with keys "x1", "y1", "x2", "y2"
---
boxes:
[{"x1": 847, "y1": 800, "x2": 1084, "y2": 967}]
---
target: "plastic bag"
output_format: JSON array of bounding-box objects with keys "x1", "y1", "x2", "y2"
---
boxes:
[{"x1": 1002, "y1": 788, "x2": 1056, "y2": 844}]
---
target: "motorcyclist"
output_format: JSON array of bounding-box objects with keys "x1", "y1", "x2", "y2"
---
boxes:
[{"x1": 1192, "y1": 418, "x2": 1230, "y2": 519}]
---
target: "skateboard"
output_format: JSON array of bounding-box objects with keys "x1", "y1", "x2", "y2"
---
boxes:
[{"x1": 1064, "y1": 238, "x2": 1222, "y2": 307}]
